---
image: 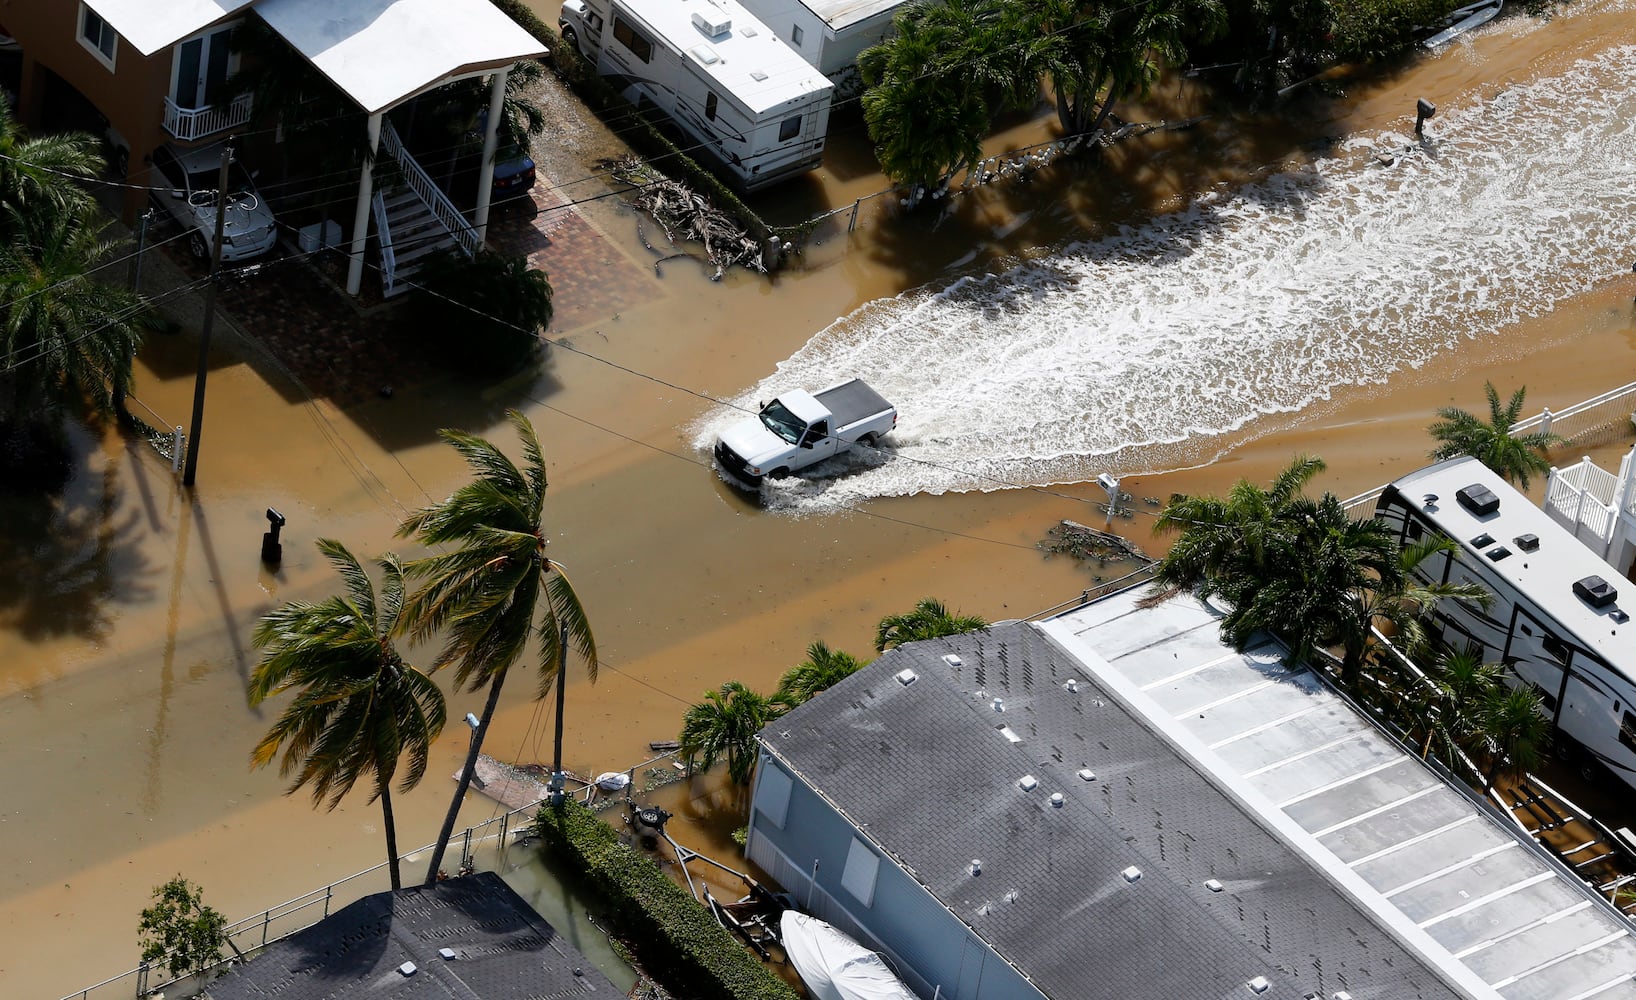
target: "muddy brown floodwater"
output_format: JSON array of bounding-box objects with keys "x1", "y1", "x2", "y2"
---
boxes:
[{"x1": 4, "y1": 4, "x2": 1636, "y2": 996}]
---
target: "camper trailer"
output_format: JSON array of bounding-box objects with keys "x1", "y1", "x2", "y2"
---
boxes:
[
  {"x1": 1376, "y1": 457, "x2": 1636, "y2": 789},
  {"x1": 734, "y1": 0, "x2": 908, "y2": 96},
  {"x1": 559, "y1": 0, "x2": 833, "y2": 190}
]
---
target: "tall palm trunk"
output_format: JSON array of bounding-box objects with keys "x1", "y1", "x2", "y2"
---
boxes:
[
  {"x1": 380, "y1": 784, "x2": 401, "y2": 891},
  {"x1": 422, "y1": 669, "x2": 507, "y2": 885}
]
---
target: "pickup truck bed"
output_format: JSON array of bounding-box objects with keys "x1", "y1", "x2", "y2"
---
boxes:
[{"x1": 816, "y1": 380, "x2": 893, "y2": 429}]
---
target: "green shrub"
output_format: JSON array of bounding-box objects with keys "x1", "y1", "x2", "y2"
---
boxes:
[
  {"x1": 536, "y1": 802, "x2": 799, "y2": 1000},
  {"x1": 1332, "y1": 0, "x2": 1459, "y2": 62}
]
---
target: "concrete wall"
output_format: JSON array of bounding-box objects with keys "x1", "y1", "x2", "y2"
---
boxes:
[
  {"x1": 4, "y1": 0, "x2": 180, "y2": 218},
  {"x1": 749, "y1": 753, "x2": 1044, "y2": 1000}
]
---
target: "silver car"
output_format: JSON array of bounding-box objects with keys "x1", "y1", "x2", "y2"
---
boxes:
[{"x1": 149, "y1": 143, "x2": 277, "y2": 262}]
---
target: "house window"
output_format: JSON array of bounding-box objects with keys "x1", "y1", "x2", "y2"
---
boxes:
[
  {"x1": 612, "y1": 18, "x2": 653, "y2": 63},
  {"x1": 791, "y1": 24, "x2": 804, "y2": 46},
  {"x1": 841, "y1": 837, "x2": 879, "y2": 907},
  {"x1": 755, "y1": 762, "x2": 791, "y2": 828},
  {"x1": 705, "y1": 92, "x2": 719, "y2": 121},
  {"x1": 779, "y1": 115, "x2": 801, "y2": 142},
  {"x1": 78, "y1": 3, "x2": 118, "y2": 70}
]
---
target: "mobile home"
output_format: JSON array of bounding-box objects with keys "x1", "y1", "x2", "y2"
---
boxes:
[
  {"x1": 1376, "y1": 457, "x2": 1636, "y2": 789},
  {"x1": 735, "y1": 0, "x2": 909, "y2": 96},
  {"x1": 559, "y1": 0, "x2": 833, "y2": 190}
]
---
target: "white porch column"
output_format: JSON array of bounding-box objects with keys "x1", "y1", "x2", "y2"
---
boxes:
[
  {"x1": 346, "y1": 111, "x2": 384, "y2": 296},
  {"x1": 473, "y1": 68, "x2": 509, "y2": 246}
]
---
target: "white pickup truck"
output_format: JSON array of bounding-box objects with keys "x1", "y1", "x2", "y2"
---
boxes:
[{"x1": 713, "y1": 379, "x2": 896, "y2": 483}]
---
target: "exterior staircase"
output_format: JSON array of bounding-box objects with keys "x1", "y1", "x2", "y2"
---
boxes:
[{"x1": 373, "y1": 119, "x2": 481, "y2": 298}]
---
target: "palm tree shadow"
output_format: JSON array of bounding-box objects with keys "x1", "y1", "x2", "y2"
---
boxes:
[{"x1": 0, "y1": 431, "x2": 156, "y2": 647}]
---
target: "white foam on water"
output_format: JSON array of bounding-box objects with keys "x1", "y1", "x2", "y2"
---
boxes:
[{"x1": 695, "y1": 45, "x2": 1636, "y2": 511}]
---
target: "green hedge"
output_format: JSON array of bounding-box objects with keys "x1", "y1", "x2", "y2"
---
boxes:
[
  {"x1": 536, "y1": 802, "x2": 800, "y2": 1000},
  {"x1": 488, "y1": 0, "x2": 772, "y2": 248}
]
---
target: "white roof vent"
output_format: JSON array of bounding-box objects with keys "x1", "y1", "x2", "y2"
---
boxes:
[
  {"x1": 1050, "y1": 792, "x2": 1064, "y2": 808},
  {"x1": 1018, "y1": 774, "x2": 1038, "y2": 791},
  {"x1": 438, "y1": 947, "x2": 457, "y2": 960},
  {"x1": 1064, "y1": 678, "x2": 1079, "y2": 692},
  {"x1": 1333, "y1": 993, "x2": 1353, "y2": 1000},
  {"x1": 750, "y1": 69, "x2": 769, "y2": 81},
  {"x1": 691, "y1": 10, "x2": 732, "y2": 36},
  {"x1": 1247, "y1": 976, "x2": 1270, "y2": 994},
  {"x1": 942, "y1": 653, "x2": 962, "y2": 667},
  {"x1": 894, "y1": 668, "x2": 918, "y2": 686},
  {"x1": 1122, "y1": 866, "x2": 1142, "y2": 883},
  {"x1": 969, "y1": 859, "x2": 982, "y2": 876},
  {"x1": 739, "y1": 24, "x2": 758, "y2": 36},
  {"x1": 1077, "y1": 768, "x2": 1096, "y2": 782},
  {"x1": 1204, "y1": 878, "x2": 1224, "y2": 893},
  {"x1": 992, "y1": 697, "x2": 1005, "y2": 712},
  {"x1": 399, "y1": 962, "x2": 419, "y2": 977},
  {"x1": 689, "y1": 44, "x2": 720, "y2": 65}
]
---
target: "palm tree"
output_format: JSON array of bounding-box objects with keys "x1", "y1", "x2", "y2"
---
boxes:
[
  {"x1": 859, "y1": 0, "x2": 1008, "y2": 189},
  {"x1": 396, "y1": 410, "x2": 597, "y2": 885},
  {"x1": 1334, "y1": 536, "x2": 1491, "y2": 690},
  {"x1": 0, "y1": 104, "x2": 101, "y2": 230},
  {"x1": 1418, "y1": 644, "x2": 1504, "y2": 765},
  {"x1": 679, "y1": 681, "x2": 776, "y2": 785},
  {"x1": 1141, "y1": 454, "x2": 1326, "y2": 609},
  {"x1": 876, "y1": 597, "x2": 988, "y2": 651},
  {"x1": 772, "y1": 641, "x2": 867, "y2": 711},
  {"x1": 1012, "y1": 0, "x2": 1225, "y2": 135},
  {"x1": 249, "y1": 540, "x2": 446, "y2": 890},
  {"x1": 0, "y1": 208, "x2": 150, "y2": 423},
  {"x1": 1478, "y1": 686, "x2": 1551, "y2": 792},
  {"x1": 1428, "y1": 382, "x2": 1564, "y2": 490}
]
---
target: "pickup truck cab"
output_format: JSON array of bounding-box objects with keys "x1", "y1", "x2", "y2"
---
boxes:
[{"x1": 714, "y1": 379, "x2": 896, "y2": 484}]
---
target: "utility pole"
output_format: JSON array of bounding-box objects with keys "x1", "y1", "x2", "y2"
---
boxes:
[
  {"x1": 548, "y1": 620, "x2": 570, "y2": 808},
  {"x1": 115, "y1": 208, "x2": 153, "y2": 425},
  {"x1": 182, "y1": 147, "x2": 232, "y2": 487}
]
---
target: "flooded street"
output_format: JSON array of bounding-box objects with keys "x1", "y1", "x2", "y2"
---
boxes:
[{"x1": 5, "y1": 2, "x2": 1636, "y2": 995}]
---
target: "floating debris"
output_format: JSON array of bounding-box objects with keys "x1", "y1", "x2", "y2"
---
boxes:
[{"x1": 602, "y1": 155, "x2": 765, "y2": 276}]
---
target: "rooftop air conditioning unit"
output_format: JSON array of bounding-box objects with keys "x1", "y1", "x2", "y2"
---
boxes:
[
  {"x1": 1575, "y1": 575, "x2": 1618, "y2": 608},
  {"x1": 1456, "y1": 483, "x2": 1500, "y2": 516},
  {"x1": 692, "y1": 10, "x2": 732, "y2": 36}
]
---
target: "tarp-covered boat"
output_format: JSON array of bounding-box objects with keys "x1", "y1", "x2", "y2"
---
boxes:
[{"x1": 780, "y1": 912, "x2": 920, "y2": 1000}]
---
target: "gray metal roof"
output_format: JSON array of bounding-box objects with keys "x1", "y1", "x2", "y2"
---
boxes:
[
  {"x1": 1047, "y1": 587, "x2": 1636, "y2": 1000},
  {"x1": 205, "y1": 871, "x2": 618, "y2": 1000},
  {"x1": 764, "y1": 618, "x2": 1475, "y2": 1000},
  {"x1": 1385, "y1": 456, "x2": 1632, "y2": 670}
]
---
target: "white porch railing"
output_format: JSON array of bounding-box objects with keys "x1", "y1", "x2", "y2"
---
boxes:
[
  {"x1": 162, "y1": 93, "x2": 253, "y2": 142},
  {"x1": 1542, "y1": 447, "x2": 1636, "y2": 555},
  {"x1": 379, "y1": 118, "x2": 479, "y2": 257},
  {"x1": 371, "y1": 189, "x2": 399, "y2": 298}
]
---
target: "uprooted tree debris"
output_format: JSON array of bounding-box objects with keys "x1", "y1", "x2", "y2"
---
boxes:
[
  {"x1": 1041, "y1": 520, "x2": 1149, "y2": 566},
  {"x1": 602, "y1": 156, "x2": 765, "y2": 279}
]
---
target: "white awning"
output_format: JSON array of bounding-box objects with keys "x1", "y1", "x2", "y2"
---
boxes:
[
  {"x1": 253, "y1": 0, "x2": 547, "y2": 114},
  {"x1": 84, "y1": 0, "x2": 257, "y2": 57}
]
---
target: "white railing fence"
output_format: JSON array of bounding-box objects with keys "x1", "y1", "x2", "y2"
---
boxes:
[
  {"x1": 1511, "y1": 379, "x2": 1636, "y2": 447},
  {"x1": 379, "y1": 119, "x2": 480, "y2": 257},
  {"x1": 162, "y1": 93, "x2": 253, "y2": 142},
  {"x1": 60, "y1": 806, "x2": 539, "y2": 1000}
]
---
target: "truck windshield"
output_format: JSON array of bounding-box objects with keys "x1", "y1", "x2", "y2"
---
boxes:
[{"x1": 759, "y1": 401, "x2": 805, "y2": 444}]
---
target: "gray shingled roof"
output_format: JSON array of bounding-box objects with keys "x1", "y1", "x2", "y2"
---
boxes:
[
  {"x1": 763, "y1": 620, "x2": 1470, "y2": 1000},
  {"x1": 206, "y1": 871, "x2": 618, "y2": 999}
]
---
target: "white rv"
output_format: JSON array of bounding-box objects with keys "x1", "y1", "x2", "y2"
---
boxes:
[
  {"x1": 1376, "y1": 457, "x2": 1636, "y2": 789},
  {"x1": 559, "y1": 0, "x2": 833, "y2": 191},
  {"x1": 734, "y1": 0, "x2": 909, "y2": 96}
]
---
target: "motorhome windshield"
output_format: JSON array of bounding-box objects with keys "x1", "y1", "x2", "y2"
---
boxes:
[{"x1": 760, "y1": 401, "x2": 805, "y2": 444}]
